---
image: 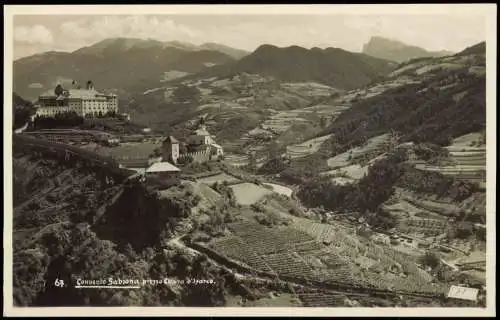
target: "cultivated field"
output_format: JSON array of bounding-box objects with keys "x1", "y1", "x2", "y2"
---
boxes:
[
  {"x1": 161, "y1": 70, "x2": 190, "y2": 82},
  {"x1": 227, "y1": 292, "x2": 302, "y2": 307},
  {"x1": 263, "y1": 183, "x2": 294, "y2": 197},
  {"x1": 383, "y1": 198, "x2": 445, "y2": 220},
  {"x1": 223, "y1": 154, "x2": 250, "y2": 167},
  {"x1": 261, "y1": 110, "x2": 311, "y2": 134},
  {"x1": 280, "y1": 81, "x2": 338, "y2": 97},
  {"x1": 326, "y1": 134, "x2": 390, "y2": 169},
  {"x1": 204, "y1": 214, "x2": 451, "y2": 298},
  {"x1": 230, "y1": 182, "x2": 274, "y2": 205},
  {"x1": 301, "y1": 104, "x2": 350, "y2": 115},
  {"x1": 197, "y1": 101, "x2": 248, "y2": 112},
  {"x1": 95, "y1": 142, "x2": 160, "y2": 160}
]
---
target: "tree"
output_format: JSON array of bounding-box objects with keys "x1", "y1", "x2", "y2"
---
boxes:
[
  {"x1": 420, "y1": 251, "x2": 440, "y2": 269},
  {"x1": 172, "y1": 85, "x2": 201, "y2": 103},
  {"x1": 475, "y1": 227, "x2": 486, "y2": 242},
  {"x1": 267, "y1": 141, "x2": 282, "y2": 159},
  {"x1": 54, "y1": 84, "x2": 64, "y2": 96},
  {"x1": 319, "y1": 116, "x2": 327, "y2": 128},
  {"x1": 247, "y1": 152, "x2": 257, "y2": 172},
  {"x1": 198, "y1": 116, "x2": 205, "y2": 126},
  {"x1": 455, "y1": 223, "x2": 474, "y2": 239}
]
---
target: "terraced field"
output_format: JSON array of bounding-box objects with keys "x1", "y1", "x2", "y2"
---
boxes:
[
  {"x1": 289, "y1": 218, "x2": 444, "y2": 293},
  {"x1": 298, "y1": 292, "x2": 346, "y2": 307},
  {"x1": 211, "y1": 220, "x2": 361, "y2": 285},
  {"x1": 227, "y1": 221, "x2": 314, "y2": 255},
  {"x1": 414, "y1": 164, "x2": 486, "y2": 183},
  {"x1": 400, "y1": 195, "x2": 459, "y2": 217},
  {"x1": 301, "y1": 104, "x2": 350, "y2": 115},
  {"x1": 414, "y1": 132, "x2": 486, "y2": 184},
  {"x1": 280, "y1": 81, "x2": 338, "y2": 98},
  {"x1": 363, "y1": 273, "x2": 448, "y2": 296},
  {"x1": 206, "y1": 217, "x2": 450, "y2": 298},
  {"x1": 286, "y1": 134, "x2": 334, "y2": 159},
  {"x1": 196, "y1": 101, "x2": 248, "y2": 112},
  {"x1": 223, "y1": 154, "x2": 250, "y2": 167},
  {"x1": 383, "y1": 198, "x2": 442, "y2": 220},
  {"x1": 291, "y1": 219, "x2": 359, "y2": 251},
  {"x1": 397, "y1": 219, "x2": 449, "y2": 236},
  {"x1": 210, "y1": 236, "x2": 276, "y2": 273},
  {"x1": 261, "y1": 110, "x2": 311, "y2": 134},
  {"x1": 325, "y1": 134, "x2": 390, "y2": 170}
]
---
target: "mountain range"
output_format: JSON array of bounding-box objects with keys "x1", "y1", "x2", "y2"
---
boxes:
[
  {"x1": 171, "y1": 44, "x2": 398, "y2": 90},
  {"x1": 13, "y1": 38, "x2": 243, "y2": 101},
  {"x1": 13, "y1": 38, "x2": 397, "y2": 101},
  {"x1": 362, "y1": 36, "x2": 454, "y2": 63},
  {"x1": 13, "y1": 36, "x2": 479, "y2": 103},
  {"x1": 72, "y1": 38, "x2": 250, "y2": 60}
]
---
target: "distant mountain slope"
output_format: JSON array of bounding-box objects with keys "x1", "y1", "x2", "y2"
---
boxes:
[
  {"x1": 199, "y1": 42, "x2": 249, "y2": 59},
  {"x1": 362, "y1": 36, "x2": 454, "y2": 63},
  {"x1": 13, "y1": 38, "x2": 240, "y2": 101},
  {"x1": 13, "y1": 92, "x2": 33, "y2": 108},
  {"x1": 189, "y1": 44, "x2": 397, "y2": 90},
  {"x1": 456, "y1": 41, "x2": 486, "y2": 56},
  {"x1": 320, "y1": 47, "x2": 486, "y2": 155}
]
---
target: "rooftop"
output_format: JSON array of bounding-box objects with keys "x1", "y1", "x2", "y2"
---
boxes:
[
  {"x1": 194, "y1": 129, "x2": 210, "y2": 136},
  {"x1": 118, "y1": 158, "x2": 150, "y2": 168},
  {"x1": 191, "y1": 124, "x2": 211, "y2": 136},
  {"x1": 146, "y1": 161, "x2": 181, "y2": 173},
  {"x1": 164, "y1": 135, "x2": 179, "y2": 144},
  {"x1": 39, "y1": 88, "x2": 115, "y2": 100}
]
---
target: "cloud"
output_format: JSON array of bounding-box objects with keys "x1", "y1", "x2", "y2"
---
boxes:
[
  {"x1": 13, "y1": 14, "x2": 486, "y2": 59},
  {"x1": 14, "y1": 24, "x2": 54, "y2": 45},
  {"x1": 57, "y1": 15, "x2": 203, "y2": 51}
]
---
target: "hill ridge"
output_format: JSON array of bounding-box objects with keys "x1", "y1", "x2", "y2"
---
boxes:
[{"x1": 362, "y1": 36, "x2": 454, "y2": 63}]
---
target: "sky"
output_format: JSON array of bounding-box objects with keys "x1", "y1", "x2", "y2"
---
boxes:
[{"x1": 12, "y1": 14, "x2": 486, "y2": 60}]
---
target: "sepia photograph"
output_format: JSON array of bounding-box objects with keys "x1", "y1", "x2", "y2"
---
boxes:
[{"x1": 3, "y1": 4, "x2": 496, "y2": 317}]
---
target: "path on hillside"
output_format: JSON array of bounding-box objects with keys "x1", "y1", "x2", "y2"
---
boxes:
[
  {"x1": 440, "y1": 258, "x2": 460, "y2": 272},
  {"x1": 14, "y1": 122, "x2": 29, "y2": 134}
]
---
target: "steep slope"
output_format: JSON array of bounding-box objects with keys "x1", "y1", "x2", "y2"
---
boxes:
[
  {"x1": 188, "y1": 44, "x2": 397, "y2": 90},
  {"x1": 321, "y1": 42, "x2": 486, "y2": 153},
  {"x1": 12, "y1": 93, "x2": 35, "y2": 130},
  {"x1": 13, "y1": 38, "x2": 236, "y2": 101},
  {"x1": 12, "y1": 144, "x2": 240, "y2": 307},
  {"x1": 456, "y1": 41, "x2": 486, "y2": 56},
  {"x1": 263, "y1": 42, "x2": 487, "y2": 251},
  {"x1": 363, "y1": 36, "x2": 454, "y2": 63}
]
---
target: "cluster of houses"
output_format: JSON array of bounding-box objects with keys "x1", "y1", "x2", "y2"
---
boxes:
[{"x1": 118, "y1": 123, "x2": 224, "y2": 181}]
